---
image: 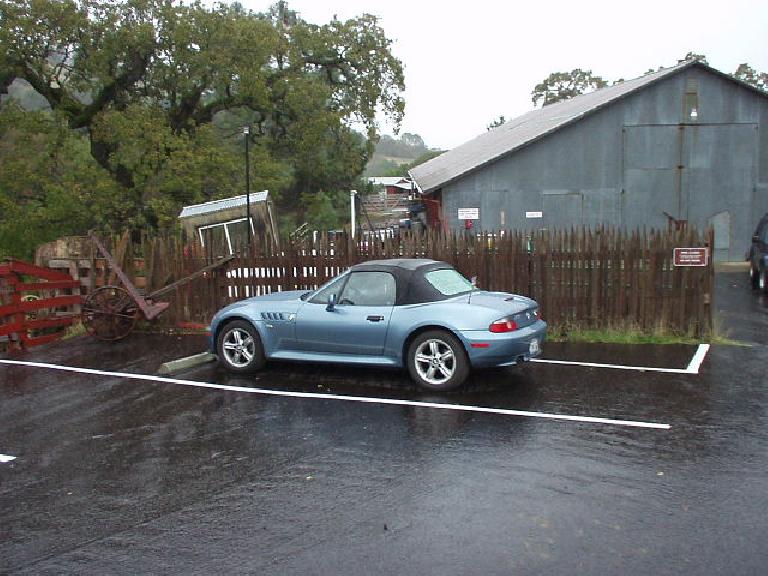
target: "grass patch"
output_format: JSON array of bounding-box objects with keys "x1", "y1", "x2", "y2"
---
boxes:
[
  {"x1": 550, "y1": 328, "x2": 698, "y2": 345},
  {"x1": 548, "y1": 319, "x2": 746, "y2": 346},
  {"x1": 62, "y1": 321, "x2": 86, "y2": 340}
]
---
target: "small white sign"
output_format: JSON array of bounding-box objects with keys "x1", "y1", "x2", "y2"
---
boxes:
[
  {"x1": 526, "y1": 211, "x2": 543, "y2": 218},
  {"x1": 458, "y1": 207, "x2": 479, "y2": 220}
]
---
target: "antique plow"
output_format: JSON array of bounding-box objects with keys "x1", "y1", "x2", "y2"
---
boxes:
[{"x1": 82, "y1": 232, "x2": 232, "y2": 341}]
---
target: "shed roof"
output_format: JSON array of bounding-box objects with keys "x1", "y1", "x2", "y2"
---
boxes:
[
  {"x1": 367, "y1": 176, "x2": 409, "y2": 186},
  {"x1": 410, "y1": 61, "x2": 765, "y2": 194},
  {"x1": 179, "y1": 191, "x2": 269, "y2": 219}
]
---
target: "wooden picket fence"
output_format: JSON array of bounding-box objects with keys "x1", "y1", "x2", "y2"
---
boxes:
[{"x1": 39, "y1": 226, "x2": 715, "y2": 337}]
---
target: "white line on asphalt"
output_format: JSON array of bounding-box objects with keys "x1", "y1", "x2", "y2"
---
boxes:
[
  {"x1": 530, "y1": 358, "x2": 689, "y2": 373},
  {"x1": 532, "y1": 343, "x2": 710, "y2": 374},
  {"x1": 0, "y1": 453, "x2": 16, "y2": 463},
  {"x1": 0, "y1": 359, "x2": 670, "y2": 430},
  {"x1": 685, "y1": 344, "x2": 710, "y2": 373}
]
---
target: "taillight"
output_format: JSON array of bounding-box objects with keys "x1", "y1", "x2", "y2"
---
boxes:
[
  {"x1": 489, "y1": 318, "x2": 518, "y2": 333},
  {"x1": 535, "y1": 308, "x2": 542, "y2": 320}
]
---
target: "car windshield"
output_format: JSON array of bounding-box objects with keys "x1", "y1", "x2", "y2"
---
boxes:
[{"x1": 424, "y1": 268, "x2": 474, "y2": 296}]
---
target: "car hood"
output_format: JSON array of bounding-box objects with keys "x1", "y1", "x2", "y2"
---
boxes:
[
  {"x1": 244, "y1": 290, "x2": 308, "y2": 303},
  {"x1": 214, "y1": 290, "x2": 307, "y2": 318}
]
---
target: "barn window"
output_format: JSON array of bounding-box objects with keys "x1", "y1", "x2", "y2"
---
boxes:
[{"x1": 684, "y1": 79, "x2": 699, "y2": 123}]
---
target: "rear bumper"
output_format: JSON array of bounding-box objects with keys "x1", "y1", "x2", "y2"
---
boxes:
[{"x1": 459, "y1": 321, "x2": 547, "y2": 369}]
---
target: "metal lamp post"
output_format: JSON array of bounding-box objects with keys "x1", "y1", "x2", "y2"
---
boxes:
[{"x1": 243, "y1": 125, "x2": 252, "y2": 249}]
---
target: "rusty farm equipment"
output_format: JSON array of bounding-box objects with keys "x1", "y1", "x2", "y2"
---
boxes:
[{"x1": 81, "y1": 232, "x2": 232, "y2": 341}]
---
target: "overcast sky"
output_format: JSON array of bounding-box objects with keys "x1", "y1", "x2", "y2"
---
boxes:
[{"x1": 243, "y1": 0, "x2": 768, "y2": 150}]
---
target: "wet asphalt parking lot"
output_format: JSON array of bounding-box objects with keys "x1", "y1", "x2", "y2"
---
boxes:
[{"x1": 1, "y1": 270, "x2": 767, "y2": 575}]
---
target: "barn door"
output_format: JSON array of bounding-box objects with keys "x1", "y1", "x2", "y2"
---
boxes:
[
  {"x1": 622, "y1": 125, "x2": 681, "y2": 231},
  {"x1": 623, "y1": 123, "x2": 757, "y2": 261},
  {"x1": 683, "y1": 124, "x2": 757, "y2": 261}
]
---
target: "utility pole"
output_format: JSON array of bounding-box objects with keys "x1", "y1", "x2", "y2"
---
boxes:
[
  {"x1": 350, "y1": 190, "x2": 357, "y2": 238},
  {"x1": 243, "y1": 125, "x2": 252, "y2": 249}
]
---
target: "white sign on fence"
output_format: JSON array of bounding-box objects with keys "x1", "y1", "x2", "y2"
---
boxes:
[
  {"x1": 526, "y1": 211, "x2": 543, "y2": 218},
  {"x1": 458, "y1": 207, "x2": 479, "y2": 220}
]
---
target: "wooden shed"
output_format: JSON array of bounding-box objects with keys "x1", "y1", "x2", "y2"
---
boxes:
[{"x1": 179, "y1": 191, "x2": 279, "y2": 254}]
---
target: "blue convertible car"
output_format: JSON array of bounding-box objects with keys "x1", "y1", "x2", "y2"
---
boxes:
[{"x1": 209, "y1": 259, "x2": 547, "y2": 391}]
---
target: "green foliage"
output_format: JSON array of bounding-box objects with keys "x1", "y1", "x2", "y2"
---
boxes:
[
  {"x1": 378, "y1": 159, "x2": 408, "y2": 178},
  {"x1": 551, "y1": 326, "x2": 742, "y2": 345},
  {"x1": 0, "y1": 103, "x2": 121, "y2": 259},
  {"x1": 732, "y1": 63, "x2": 768, "y2": 92},
  {"x1": 300, "y1": 189, "x2": 349, "y2": 231},
  {"x1": 90, "y1": 104, "x2": 289, "y2": 228},
  {"x1": 531, "y1": 69, "x2": 608, "y2": 107},
  {"x1": 0, "y1": 0, "x2": 405, "y2": 253}
]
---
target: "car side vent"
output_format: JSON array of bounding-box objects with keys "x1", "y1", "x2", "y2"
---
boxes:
[{"x1": 260, "y1": 312, "x2": 285, "y2": 321}]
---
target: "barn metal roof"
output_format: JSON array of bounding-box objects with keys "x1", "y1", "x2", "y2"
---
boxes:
[
  {"x1": 179, "y1": 191, "x2": 269, "y2": 219},
  {"x1": 410, "y1": 61, "x2": 702, "y2": 193},
  {"x1": 367, "y1": 176, "x2": 410, "y2": 186}
]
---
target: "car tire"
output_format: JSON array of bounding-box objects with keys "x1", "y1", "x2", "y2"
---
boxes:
[
  {"x1": 761, "y1": 267, "x2": 768, "y2": 294},
  {"x1": 750, "y1": 264, "x2": 759, "y2": 289},
  {"x1": 216, "y1": 320, "x2": 266, "y2": 374},
  {"x1": 407, "y1": 330, "x2": 470, "y2": 391}
]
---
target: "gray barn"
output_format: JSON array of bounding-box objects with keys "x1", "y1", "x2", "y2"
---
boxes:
[{"x1": 410, "y1": 61, "x2": 768, "y2": 261}]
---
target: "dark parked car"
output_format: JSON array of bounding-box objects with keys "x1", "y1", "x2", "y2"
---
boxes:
[
  {"x1": 209, "y1": 259, "x2": 547, "y2": 391},
  {"x1": 748, "y1": 213, "x2": 768, "y2": 292}
]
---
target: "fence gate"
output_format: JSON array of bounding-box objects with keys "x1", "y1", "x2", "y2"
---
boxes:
[{"x1": 0, "y1": 259, "x2": 81, "y2": 352}]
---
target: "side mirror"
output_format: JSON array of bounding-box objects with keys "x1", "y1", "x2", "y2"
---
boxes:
[{"x1": 326, "y1": 293, "x2": 337, "y2": 312}]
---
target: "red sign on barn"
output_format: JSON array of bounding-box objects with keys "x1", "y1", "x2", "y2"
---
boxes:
[{"x1": 673, "y1": 247, "x2": 709, "y2": 267}]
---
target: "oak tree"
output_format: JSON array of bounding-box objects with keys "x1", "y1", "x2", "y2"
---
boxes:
[{"x1": 0, "y1": 0, "x2": 405, "y2": 229}]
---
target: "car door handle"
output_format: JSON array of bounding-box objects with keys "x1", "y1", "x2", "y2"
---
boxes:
[{"x1": 366, "y1": 315, "x2": 385, "y2": 322}]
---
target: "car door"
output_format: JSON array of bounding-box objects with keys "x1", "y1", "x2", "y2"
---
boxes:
[{"x1": 295, "y1": 271, "x2": 396, "y2": 356}]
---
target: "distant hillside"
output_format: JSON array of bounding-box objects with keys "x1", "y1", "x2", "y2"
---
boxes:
[{"x1": 365, "y1": 133, "x2": 436, "y2": 176}]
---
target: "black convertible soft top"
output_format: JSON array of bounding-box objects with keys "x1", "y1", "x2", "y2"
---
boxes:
[{"x1": 348, "y1": 259, "x2": 470, "y2": 305}]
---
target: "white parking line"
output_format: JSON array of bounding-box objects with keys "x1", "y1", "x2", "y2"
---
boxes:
[
  {"x1": 686, "y1": 344, "x2": 710, "y2": 373},
  {"x1": 0, "y1": 453, "x2": 16, "y2": 463},
  {"x1": 532, "y1": 343, "x2": 710, "y2": 374},
  {"x1": 0, "y1": 359, "x2": 670, "y2": 430}
]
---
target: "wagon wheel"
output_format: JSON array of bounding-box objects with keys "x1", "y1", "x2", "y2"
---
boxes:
[{"x1": 81, "y1": 286, "x2": 139, "y2": 341}]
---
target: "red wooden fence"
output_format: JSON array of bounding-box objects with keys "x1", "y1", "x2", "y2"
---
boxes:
[{"x1": 0, "y1": 260, "x2": 81, "y2": 351}]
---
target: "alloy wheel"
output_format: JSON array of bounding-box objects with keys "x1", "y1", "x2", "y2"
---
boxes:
[
  {"x1": 413, "y1": 338, "x2": 456, "y2": 385},
  {"x1": 221, "y1": 327, "x2": 255, "y2": 368}
]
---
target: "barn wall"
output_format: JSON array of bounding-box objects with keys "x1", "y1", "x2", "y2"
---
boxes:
[{"x1": 441, "y1": 68, "x2": 768, "y2": 260}]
